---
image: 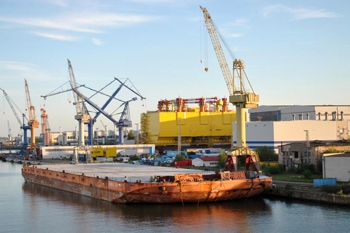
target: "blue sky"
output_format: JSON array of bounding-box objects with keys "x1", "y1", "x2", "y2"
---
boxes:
[{"x1": 0, "y1": 0, "x2": 349, "y2": 138}]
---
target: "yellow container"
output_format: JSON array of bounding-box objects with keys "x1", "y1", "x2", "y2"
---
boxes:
[
  {"x1": 104, "y1": 147, "x2": 117, "y2": 158},
  {"x1": 91, "y1": 147, "x2": 104, "y2": 158}
]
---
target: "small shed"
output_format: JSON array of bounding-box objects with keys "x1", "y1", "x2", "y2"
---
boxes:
[
  {"x1": 323, "y1": 153, "x2": 350, "y2": 182},
  {"x1": 192, "y1": 158, "x2": 204, "y2": 167}
]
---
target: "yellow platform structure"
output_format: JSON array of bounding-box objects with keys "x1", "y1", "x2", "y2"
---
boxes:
[
  {"x1": 91, "y1": 147, "x2": 117, "y2": 158},
  {"x1": 140, "y1": 97, "x2": 239, "y2": 147}
]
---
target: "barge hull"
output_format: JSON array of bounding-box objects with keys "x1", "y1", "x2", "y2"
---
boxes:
[{"x1": 22, "y1": 164, "x2": 272, "y2": 204}]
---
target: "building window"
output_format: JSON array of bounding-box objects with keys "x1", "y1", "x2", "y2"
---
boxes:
[{"x1": 294, "y1": 152, "x2": 299, "y2": 159}]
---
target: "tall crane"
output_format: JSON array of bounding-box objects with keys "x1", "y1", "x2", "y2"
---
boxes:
[
  {"x1": 200, "y1": 6, "x2": 260, "y2": 171},
  {"x1": 25, "y1": 79, "x2": 40, "y2": 158},
  {"x1": 0, "y1": 87, "x2": 30, "y2": 155},
  {"x1": 68, "y1": 59, "x2": 91, "y2": 146}
]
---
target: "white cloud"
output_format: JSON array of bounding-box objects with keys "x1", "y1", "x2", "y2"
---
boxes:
[
  {"x1": 39, "y1": 0, "x2": 69, "y2": 7},
  {"x1": 0, "y1": 13, "x2": 158, "y2": 34},
  {"x1": 32, "y1": 31, "x2": 79, "y2": 41},
  {"x1": 0, "y1": 61, "x2": 50, "y2": 81},
  {"x1": 263, "y1": 5, "x2": 340, "y2": 20},
  {"x1": 224, "y1": 33, "x2": 243, "y2": 39},
  {"x1": 92, "y1": 38, "x2": 102, "y2": 45},
  {"x1": 230, "y1": 19, "x2": 249, "y2": 27}
]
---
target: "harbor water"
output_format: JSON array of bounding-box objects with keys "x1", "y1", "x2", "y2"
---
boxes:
[{"x1": 1, "y1": 161, "x2": 350, "y2": 233}]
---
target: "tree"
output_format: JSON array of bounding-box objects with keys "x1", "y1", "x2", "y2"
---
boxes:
[
  {"x1": 218, "y1": 151, "x2": 227, "y2": 168},
  {"x1": 175, "y1": 153, "x2": 186, "y2": 161},
  {"x1": 127, "y1": 130, "x2": 135, "y2": 140},
  {"x1": 255, "y1": 146, "x2": 278, "y2": 161}
]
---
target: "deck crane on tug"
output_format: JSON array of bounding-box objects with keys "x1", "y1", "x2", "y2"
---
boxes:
[
  {"x1": 25, "y1": 79, "x2": 40, "y2": 159},
  {"x1": 200, "y1": 6, "x2": 261, "y2": 172}
]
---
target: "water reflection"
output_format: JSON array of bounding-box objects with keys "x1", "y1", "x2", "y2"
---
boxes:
[{"x1": 22, "y1": 182, "x2": 272, "y2": 232}]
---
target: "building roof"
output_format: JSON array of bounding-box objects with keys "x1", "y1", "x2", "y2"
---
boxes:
[
  {"x1": 324, "y1": 153, "x2": 350, "y2": 158},
  {"x1": 199, "y1": 156, "x2": 219, "y2": 161},
  {"x1": 280, "y1": 140, "x2": 350, "y2": 147}
]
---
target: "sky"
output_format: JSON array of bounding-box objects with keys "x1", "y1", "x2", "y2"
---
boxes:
[{"x1": 0, "y1": 0, "x2": 349, "y2": 138}]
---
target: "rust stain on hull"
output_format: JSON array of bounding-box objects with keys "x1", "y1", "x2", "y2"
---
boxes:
[{"x1": 22, "y1": 164, "x2": 272, "y2": 204}]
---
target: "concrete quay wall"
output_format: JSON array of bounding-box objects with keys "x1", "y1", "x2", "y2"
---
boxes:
[{"x1": 263, "y1": 187, "x2": 350, "y2": 206}]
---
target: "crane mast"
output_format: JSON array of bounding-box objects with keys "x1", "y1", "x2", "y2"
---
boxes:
[
  {"x1": 41, "y1": 107, "x2": 51, "y2": 146},
  {"x1": 200, "y1": 6, "x2": 260, "y2": 170},
  {"x1": 67, "y1": 59, "x2": 91, "y2": 146},
  {"x1": 25, "y1": 79, "x2": 40, "y2": 156}
]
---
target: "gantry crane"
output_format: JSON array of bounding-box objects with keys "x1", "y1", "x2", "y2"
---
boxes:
[
  {"x1": 200, "y1": 6, "x2": 260, "y2": 171},
  {"x1": 0, "y1": 87, "x2": 30, "y2": 156},
  {"x1": 25, "y1": 79, "x2": 40, "y2": 159}
]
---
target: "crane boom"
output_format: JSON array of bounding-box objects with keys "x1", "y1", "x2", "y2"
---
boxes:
[
  {"x1": 68, "y1": 59, "x2": 87, "y2": 117},
  {"x1": 25, "y1": 79, "x2": 37, "y2": 122},
  {"x1": 0, "y1": 88, "x2": 22, "y2": 126},
  {"x1": 200, "y1": 6, "x2": 234, "y2": 96}
]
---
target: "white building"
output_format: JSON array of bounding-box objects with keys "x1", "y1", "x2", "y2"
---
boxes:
[
  {"x1": 249, "y1": 105, "x2": 350, "y2": 122},
  {"x1": 234, "y1": 120, "x2": 347, "y2": 150},
  {"x1": 238, "y1": 105, "x2": 350, "y2": 150}
]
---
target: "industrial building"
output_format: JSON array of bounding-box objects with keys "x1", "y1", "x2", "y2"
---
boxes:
[
  {"x1": 41, "y1": 144, "x2": 155, "y2": 159},
  {"x1": 140, "y1": 104, "x2": 350, "y2": 152},
  {"x1": 249, "y1": 105, "x2": 350, "y2": 122},
  {"x1": 241, "y1": 105, "x2": 350, "y2": 150},
  {"x1": 277, "y1": 140, "x2": 350, "y2": 169}
]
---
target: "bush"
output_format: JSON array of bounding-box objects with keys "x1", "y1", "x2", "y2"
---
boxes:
[
  {"x1": 129, "y1": 155, "x2": 139, "y2": 162},
  {"x1": 303, "y1": 169, "x2": 312, "y2": 179},
  {"x1": 337, "y1": 189, "x2": 344, "y2": 195},
  {"x1": 320, "y1": 185, "x2": 350, "y2": 194},
  {"x1": 175, "y1": 153, "x2": 186, "y2": 161},
  {"x1": 268, "y1": 166, "x2": 281, "y2": 174}
]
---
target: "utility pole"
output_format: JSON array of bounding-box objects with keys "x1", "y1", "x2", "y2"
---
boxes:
[
  {"x1": 135, "y1": 123, "x2": 139, "y2": 144},
  {"x1": 177, "y1": 117, "x2": 181, "y2": 156}
]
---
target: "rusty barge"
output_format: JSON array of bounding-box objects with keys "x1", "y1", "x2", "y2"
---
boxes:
[{"x1": 22, "y1": 163, "x2": 272, "y2": 204}]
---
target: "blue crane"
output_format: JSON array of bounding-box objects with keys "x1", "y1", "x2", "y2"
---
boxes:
[
  {"x1": 0, "y1": 88, "x2": 30, "y2": 156},
  {"x1": 85, "y1": 78, "x2": 128, "y2": 145},
  {"x1": 42, "y1": 59, "x2": 145, "y2": 145},
  {"x1": 113, "y1": 97, "x2": 137, "y2": 144}
]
